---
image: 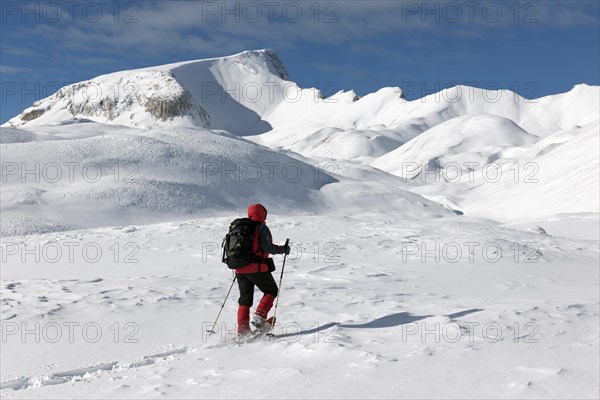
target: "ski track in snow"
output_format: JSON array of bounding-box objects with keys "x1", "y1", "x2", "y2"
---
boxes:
[{"x1": 1, "y1": 216, "x2": 598, "y2": 399}]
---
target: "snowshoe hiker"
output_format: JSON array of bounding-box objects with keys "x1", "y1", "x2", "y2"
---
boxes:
[{"x1": 224, "y1": 204, "x2": 290, "y2": 340}]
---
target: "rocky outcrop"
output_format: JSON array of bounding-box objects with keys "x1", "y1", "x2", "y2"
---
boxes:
[
  {"x1": 21, "y1": 109, "x2": 44, "y2": 121},
  {"x1": 144, "y1": 91, "x2": 210, "y2": 125},
  {"x1": 67, "y1": 90, "x2": 118, "y2": 120},
  {"x1": 262, "y1": 49, "x2": 290, "y2": 80},
  {"x1": 14, "y1": 72, "x2": 212, "y2": 128}
]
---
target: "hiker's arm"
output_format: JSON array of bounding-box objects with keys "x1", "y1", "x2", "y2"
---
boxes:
[{"x1": 258, "y1": 225, "x2": 288, "y2": 255}]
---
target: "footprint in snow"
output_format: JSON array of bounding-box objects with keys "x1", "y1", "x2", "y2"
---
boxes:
[{"x1": 0, "y1": 348, "x2": 189, "y2": 392}]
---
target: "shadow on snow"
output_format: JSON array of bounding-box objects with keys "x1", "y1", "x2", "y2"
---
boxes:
[{"x1": 275, "y1": 308, "x2": 483, "y2": 339}]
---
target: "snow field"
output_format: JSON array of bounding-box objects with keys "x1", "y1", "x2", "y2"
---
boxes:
[{"x1": 1, "y1": 215, "x2": 598, "y2": 398}]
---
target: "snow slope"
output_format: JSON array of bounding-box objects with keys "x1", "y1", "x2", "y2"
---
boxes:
[
  {"x1": 0, "y1": 122, "x2": 455, "y2": 236},
  {"x1": 371, "y1": 112, "x2": 599, "y2": 221},
  {"x1": 0, "y1": 123, "x2": 340, "y2": 236},
  {"x1": 1, "y1": 215, "x2": 598, "y2": 398},
  {"x1": 373, "y1": 113, "x2": 539, "y2": 175}
]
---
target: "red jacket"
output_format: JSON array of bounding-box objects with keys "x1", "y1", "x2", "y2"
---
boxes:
[{"x1": 235, "y1": 204, "x2": 285, "y2": 274}]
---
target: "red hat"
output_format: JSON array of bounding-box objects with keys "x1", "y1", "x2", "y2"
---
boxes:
[{"x1": 247, "y1": 204, "x2": 267, "y2": 222}]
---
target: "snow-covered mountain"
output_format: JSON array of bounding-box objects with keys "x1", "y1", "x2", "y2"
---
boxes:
[
  {"x1": 6, "y1": 49, "x2": 598, "y2": 140},
  {"x1": 6, "y1": 49, "x2": 290, "y2": 135},
  {"x1": 1, "y1": 50, "x2": 458, "y2": 236},
  {"x1": 2, "y1": 49, "x2": 599, "y2": 235}
]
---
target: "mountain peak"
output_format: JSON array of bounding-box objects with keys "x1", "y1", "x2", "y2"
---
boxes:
[
  {"x1": 4, "y1": 49, "x2": 292, "y2": 131},
  {"x1": 235, "y1": 48, "x2": 290, "y2": 80}
]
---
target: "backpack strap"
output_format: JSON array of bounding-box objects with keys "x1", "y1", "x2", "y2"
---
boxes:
[{"x1": 221, "y1": 236, "x2": 226, "y2": 263}]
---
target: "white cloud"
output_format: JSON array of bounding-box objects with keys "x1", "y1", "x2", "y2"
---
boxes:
[
  {"x1": 7, "y1": 1, "x2": 432, "y2": 59},
  {"x1": 4, "y1": 0, "x2": 598, "y2": 67},
  {"x1": 1, "y1": 45, "x2": 37, "y2": 57},
  {"x1": 0, "y1": 64, "x2": 30, "y2": 75}
]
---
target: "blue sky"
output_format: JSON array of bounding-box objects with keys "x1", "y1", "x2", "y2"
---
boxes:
[{"x1": 1, "y1": 0, "x2": 599, "y2": 123}]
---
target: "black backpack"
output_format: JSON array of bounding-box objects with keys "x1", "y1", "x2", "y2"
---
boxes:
[{"x1": 222, "y1": 218, "x2": 261, "y2": 269}]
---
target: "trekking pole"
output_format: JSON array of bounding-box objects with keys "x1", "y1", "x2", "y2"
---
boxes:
[
  {"x1": 207, "y1": 275, "x2": 237, "y2": 336},
  {"x1": 267, "y1": 239, "x2": 290, "y2": 337}
]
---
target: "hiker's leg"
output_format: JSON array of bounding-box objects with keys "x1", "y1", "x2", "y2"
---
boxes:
[
  {"x1": 236, "y1": 274, "x2": 254, "y2": 334},
  {"x1": 247, "y1": 272, "x2": 278, "y2": 318}
]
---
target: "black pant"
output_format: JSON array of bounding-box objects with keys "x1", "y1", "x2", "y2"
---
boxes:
[{"x1": 237, "y1": 272, "x2": 278, "y2": 306}]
